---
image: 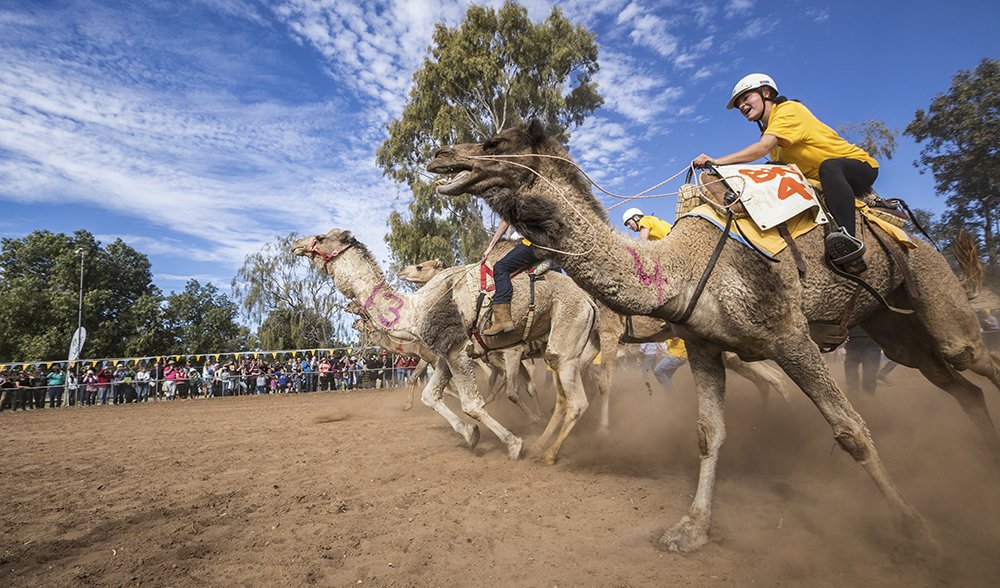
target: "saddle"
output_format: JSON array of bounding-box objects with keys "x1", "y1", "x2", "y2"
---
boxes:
[{"x1": 465, "y1": 259, "x2": 552, "y2": 357}]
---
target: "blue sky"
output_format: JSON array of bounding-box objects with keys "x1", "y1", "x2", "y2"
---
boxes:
[{"x1": 1, "y1": 0, "x2": 997, "y2": 296}]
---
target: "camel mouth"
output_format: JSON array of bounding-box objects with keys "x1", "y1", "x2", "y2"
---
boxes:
[
  {"x1": 433, "y1": 169, "x2": 478, "y2": 196},
  {"x1": 291, "y1": 245, "x2": 308, "y2": 256}
]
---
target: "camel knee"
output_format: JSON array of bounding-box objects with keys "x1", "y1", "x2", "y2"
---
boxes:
[
  {"x1": 833, "y1": 426, "x2": 871, "y2": 461},
  {"x1": 941, "y1": 341, "x2": 976, "y2": 370},
  {"x1": 461, "y1": 400, "x2": 488, "y2": 421},
  {"x1": 564, "y1": 396, "x2": 589, "y2": 422}
]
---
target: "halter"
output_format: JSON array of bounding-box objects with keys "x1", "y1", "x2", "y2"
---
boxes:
[{"x1": 308, "y1": 236, "x2": 354, "y2": 272}]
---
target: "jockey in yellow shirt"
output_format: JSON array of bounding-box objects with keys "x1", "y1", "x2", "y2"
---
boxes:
[
  {"x1": 692, "y1": 73, "x2": 878, "y2": 275},
  {"x1": 622, "y1": 207, "x2": 672, "y2": 241}
]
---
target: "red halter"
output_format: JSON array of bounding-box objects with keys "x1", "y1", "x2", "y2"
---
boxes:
[{"x1": 309, "y1": 236, "x2": 354, "y2": 271}]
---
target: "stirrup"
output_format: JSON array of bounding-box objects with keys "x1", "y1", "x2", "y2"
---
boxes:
[{"x1": 826, "y1": 228, "x2": 867, "y2": 274}]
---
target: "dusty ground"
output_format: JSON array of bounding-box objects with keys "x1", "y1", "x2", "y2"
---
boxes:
[{"x1": 2, "y1": 361, "x2": 1000, "y2": 587}]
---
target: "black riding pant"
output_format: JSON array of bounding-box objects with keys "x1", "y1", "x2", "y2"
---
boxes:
[
  {"x1": 492, "y1": 243, "x2": 539, "y2": 305},
  {"x1": 818, "y1": 158, "x2": 878, "y2": 237}
]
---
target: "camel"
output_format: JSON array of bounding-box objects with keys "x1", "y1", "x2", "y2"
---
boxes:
[
  {"x1": 396, "y1": 249, "x2": 543, "y2": 418},
  {"x1": 351, "y1": 302, "x2": 543, "y2": 420},
  {"x1": 401, "y1": 257, "x2": 790, "y2": 430},
  {"x1": 427, "y1": 120, "x2": 1000, "y2": 558},
  {"x1": 292, "y1": 230, "x2": 604, "y2": 464}
]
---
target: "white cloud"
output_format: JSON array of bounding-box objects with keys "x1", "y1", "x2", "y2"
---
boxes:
[
  {"x1": 616, "y1": 3, "x2": 679, "y2": 57},
  {"x1": 727, "y1": 0, "x2": 755, "y2": 15},
  {"x1": 595, "y1": 50, "x2": 682, "y2": 125}
]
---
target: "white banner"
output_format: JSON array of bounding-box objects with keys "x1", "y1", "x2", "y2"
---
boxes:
[{"x1": 714, "y1": 163, "x2": 828, "y2": 230}]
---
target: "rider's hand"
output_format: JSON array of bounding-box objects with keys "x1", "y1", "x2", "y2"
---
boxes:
[{"x1": 692, "y1": 154, "x2": 715, "y2": 168}]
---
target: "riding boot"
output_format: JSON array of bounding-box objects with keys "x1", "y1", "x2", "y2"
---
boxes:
[{"x1": 482, "y1": 303, "x2": 514, "y2": 336}]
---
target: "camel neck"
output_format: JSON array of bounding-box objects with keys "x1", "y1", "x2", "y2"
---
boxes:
[
  {"x1": 326, "y1": 254, "x2": 414, "y2": 334},
  {"x1": 523, "y1": 193, "x2": 687, "y2": 319}
]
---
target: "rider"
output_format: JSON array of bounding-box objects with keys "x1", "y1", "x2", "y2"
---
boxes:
[
  {"x1": 622, "y1": 207, "x2": 672, "y2": 241},
  {"x1": 481, "y1": 218, "x2": 540, "y2": 336},
  {"x1": 692, "y1": 73, "x2": 879, "y2": 274}
]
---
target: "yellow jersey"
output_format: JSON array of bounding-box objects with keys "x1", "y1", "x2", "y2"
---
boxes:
[
  {"x1": 765, "y1": 101, "x2": 878, "y2": 184},
  {"x1": 638, "y1": 215, "x2": 673, "y2": 241}
]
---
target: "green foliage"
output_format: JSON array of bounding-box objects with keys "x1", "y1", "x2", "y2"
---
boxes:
[
  {"x1": 162, "y1": 280, "x2": 249, "y2": 355},
  {"x1": 905, "y1": 58, "x2": 1000, "y2": 266},
  {"x1": 837, "y1": 119, "x2": 897, "y2": 161},
  {"x1": 231, "y1": 233, "x2": 348, "y2": 348},
  {"x1": 376, "y1": 1, "x2": 602, "y2": 266},
  {"x1": 0, "y1": 230, "x2": 163, "y2": 361}
]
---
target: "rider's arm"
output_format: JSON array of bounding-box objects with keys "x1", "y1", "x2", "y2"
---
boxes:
[
  {"x1": 693, "y1": 134, "x2": 780, "y2": 167},
  {"x1": 639, "y1": 227, "x2": 651, "y2": 241},
  {"x1": 484, "y1": 219, "x2": 509, "y2": 258}
]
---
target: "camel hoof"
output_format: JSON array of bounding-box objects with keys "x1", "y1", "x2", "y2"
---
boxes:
[
  {"x1": 402, "y1": 403, "x2": 412, "y2": 412},
  {"x1": 535, "y1": 452, "x2": 558, "y2": 466},
  {"x1": 657, "y1": 516, "x2": 708, "y2": 553},
  {"x1": 507, "y1": 436, "x2": 523, "y2": 460},
  {"x1": 463, "y1": 424, "x2": 480, "y2": 449}
]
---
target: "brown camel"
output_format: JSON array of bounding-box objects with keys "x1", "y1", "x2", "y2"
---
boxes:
[
  {"x1": 427, "y1": 120, "x2": 1000, "y2": 558},
  {"x1": 292, "y1": 230, "x2": 604, "y2": 463}
]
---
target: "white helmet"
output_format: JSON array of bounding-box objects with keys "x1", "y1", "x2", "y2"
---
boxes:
[
  {"x1": 622, "y1": 207, "x2": 644, "y2": 225},
  {"x1": 726, "y1": 73, "x2": 778, "y2": 109}
]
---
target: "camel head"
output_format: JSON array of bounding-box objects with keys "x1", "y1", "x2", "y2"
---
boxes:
[
  {"x1": 290, "y1": 228, "x2": 358, "y2": 276},
  {"x1": 427, "y1": 120, "x2": 604, "y2": 248},
  {"x1": 397, "y1": 258, "x2": 445, "y2": 286}
]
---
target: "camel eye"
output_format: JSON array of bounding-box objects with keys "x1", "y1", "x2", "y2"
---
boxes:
[
  {"x1": 415, "y1": 265, "x2": 423, "y2": 271},
  {"x1": 483, "y1": 138, "x2": 503, "y2": 151}
]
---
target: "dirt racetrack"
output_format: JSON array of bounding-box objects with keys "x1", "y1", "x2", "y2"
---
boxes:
[{"x1": 2, "y1": 361, "x2": 1000, "y2": 587}]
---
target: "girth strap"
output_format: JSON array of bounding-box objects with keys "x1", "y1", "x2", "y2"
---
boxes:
[
  {"x1": 675, "y1": 210, "x2": 734, "y2": 324},
  {"x1": 777, "y1": 223, "x2": 807, "y2": 276}
]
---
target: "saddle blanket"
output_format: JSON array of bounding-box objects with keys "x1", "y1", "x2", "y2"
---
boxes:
[
  {"x1": 712, "y1": 163, "x2": 827, "y2": 230},
  {"x1": 682, "y1": 200, "x2": 916, "y2": 257}
]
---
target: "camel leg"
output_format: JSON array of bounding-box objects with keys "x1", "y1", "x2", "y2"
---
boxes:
[
  {"x1": 768, "y1": 335, "x2": 939, "y2": 562},
  {"x1": 448, "y1": 353, "x2": 523, "y2": 460},
  {"x1": 904, "y1": 244, "x2": 1000, "y2": 390},
  {"x1": 596, "y1": 329, "x2": 619, "y2": 432},
  {"x1": 530, "y1": 362, "x2": 567, "y2": 458},
  {"x1": 536, "y1": 358, "x2": 591, "y2": 465},
  {"x1": 863, "y1": 310, "x2": 1000, "y2": 458},
  {"x1": 509, "y1": 359, "x2": 543, "y2": 422},
  {"x1": 658, "y1": 344, "x2": 727, "y2": 552},
  {"x1": 722, "y1": 352, "x2": 792, "y2": 405},
  {"x1": 420, "y1": 359, "x2": 479, "y2": 449},
  {"x1": 403, "y1": 359, "x2": 429, "y2": 411}
]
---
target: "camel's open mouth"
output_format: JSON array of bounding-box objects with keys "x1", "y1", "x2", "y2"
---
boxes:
[{"x1": 427, "y1": 159, "x2": 479, "y2": 195}]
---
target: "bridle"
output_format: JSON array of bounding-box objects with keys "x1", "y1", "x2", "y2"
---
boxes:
[{"x1": 307, "y1": 236, "x2": 354, "y2": 272}]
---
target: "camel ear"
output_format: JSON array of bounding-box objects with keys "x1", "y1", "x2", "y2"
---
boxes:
[
  {"x1": 525, "y1": 119, "x2": 546, "y2": 144},
  {"x1": 431, "y1": 259, "x2": 444, "y2": 269},
  {"x1": 337, "y1": 229, "x2": 354, "y2": 244}
]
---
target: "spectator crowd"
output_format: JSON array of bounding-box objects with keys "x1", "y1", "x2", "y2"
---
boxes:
[{"x1": 0, "y1": 349, "x2": 421, "y2": 412}]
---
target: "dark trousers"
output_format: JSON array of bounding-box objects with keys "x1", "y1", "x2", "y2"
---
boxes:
[
  {"x1": 48, "y1": 386, "x2": 62, "y2": 408},
  {"x1": 819, "y1": 158, "x2": 878, "y2": 237},
  {"x1": 492, "y1": 243, "x2": 540, "y2": 304},
  {"x1": 845, "y1": 335, "x2": 882, "y2": 394}
]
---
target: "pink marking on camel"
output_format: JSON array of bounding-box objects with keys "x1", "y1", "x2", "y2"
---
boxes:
[
  {"x1": 627, "y1": 246, "x2": 666, "y2": 305},
  {"x1": 363, "y1": 283, "x2": 405, "y2": 328}
]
